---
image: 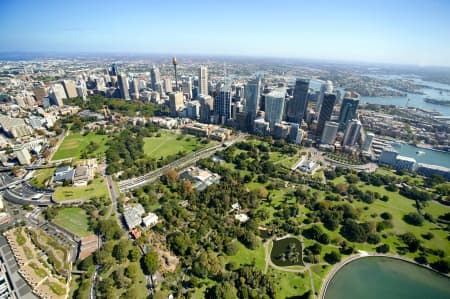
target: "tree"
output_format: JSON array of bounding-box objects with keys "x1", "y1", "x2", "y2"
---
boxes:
[
  {"x1": 224, "y1": 242, "x2": 239, "y2": 256},
  {"x1": 306, "y1": 243, "x2": 322, "y2": 255},
  {"x1": 163, "y1": 168, "x2": 179, "y2": 183},
  {"x1": 403, "y1": 212, "x2": 424, "y2": 226},
  {"x1": 430, "y1": 259, "x2": 450, "y2": 274},
  {"x1": 324, "y1": 251, "x2": 341, "y2": 264},
  {"x1": 376, "y1": 244, "x2": 390, "y2": 253},
  {"x1": 400, "y1": 232, "x2": 420, "y2": 252},
  {"x1": 206, "y1": 282, "x2": 238, "y2": 299},
  {"x1": 380, "y1": 212, "x2": 392, "y2": 220},
  {"x1": 128, "y1": 247, "x2": 141, "y2": 262},
  {"x1": 142, "y1": 251, "x2": 159, "y2": 274},
  {"x1": 113, "y1": 240, "x2": 130, "y2": 262},
  {"x1": 125, "y1": 263, "x2": 139, "y2": 279}
]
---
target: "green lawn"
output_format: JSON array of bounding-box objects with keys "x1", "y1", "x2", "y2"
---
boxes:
[
  {"x1": 226, "y1": 241, "x2": 266, "y2": 272},
  {"x1": 29, "y1": 168, "x2": 55, "y2": 188},
  {"x1": 52, "y1": 132, "x2": 110, "y2": 161},
  {"x1": 52, "y1": 207, "x2": 92, "y2": 237},
  {"x1": 143, "y1": 131, "x2": 212, "y2": 160},
  {"x1": 53, "y1": 177, "x2": 108, "y2": 201},
  {"x1": 267, "y1": 269, "x2": 311, "y2": 299}
]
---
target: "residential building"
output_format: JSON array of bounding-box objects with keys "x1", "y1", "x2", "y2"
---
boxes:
[
  {"x1": 62, "y1": 80, "x2": 78, "y2": 98},
  {"x1": 15, "y1": 147, "x2": 32, "y2": 165}
]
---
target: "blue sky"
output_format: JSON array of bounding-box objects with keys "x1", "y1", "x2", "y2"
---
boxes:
[{"x1": 1, "y1": 0, "x2": 450, "y2": 66}]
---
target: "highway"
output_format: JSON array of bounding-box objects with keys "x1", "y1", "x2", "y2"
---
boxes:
[{"x1": 118, "y1": 133, "x2": 247, "y2": 192}]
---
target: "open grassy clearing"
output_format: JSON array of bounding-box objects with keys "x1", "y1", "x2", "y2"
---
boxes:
[
  {"x1": 53, "y1": 177, "x2": 108, "y2": 201},
  {"x1": 52, "y1": 207, "x2": 92, "y2": 237},
  {"x1": 143, "y1": 131, "x2": 212, "y2": 160},
  {"x1": 225, "y1": 241, "x2": 266, "y2": 272},
  {"x1": 29, "y1": 168, "x2": 55, "y2": 188},
  {"x1": 52, "y1": 132, "x2": 110, "y2": 161}
]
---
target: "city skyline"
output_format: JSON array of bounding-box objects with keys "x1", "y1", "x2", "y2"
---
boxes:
[{"x1": 1, "y1": 0, "x2": 450, "y2": 67}]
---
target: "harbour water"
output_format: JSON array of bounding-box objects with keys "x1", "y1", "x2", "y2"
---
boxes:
[
  {"x1": 324, "y1": 257, "x2": 450, "y2": 299},
  {"x1": 390, "y1": 142, "x2": 450, "y2": 168}
]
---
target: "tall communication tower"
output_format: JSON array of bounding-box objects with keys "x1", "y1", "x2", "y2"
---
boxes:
[{"x1": 172, "y1": 57, "x2": 178, "y2": 91}]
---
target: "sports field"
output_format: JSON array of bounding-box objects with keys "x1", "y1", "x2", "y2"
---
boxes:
[
  {"x1": 52, "y1": 132, "x2": 110, "y2": 161},
  {"x1": 53, "y1": 177, "x2": 108, "y2": 201},
  {"x1": 143, "y1": 131, "x2": 211, "y2": 160},
  {"x1": 52, "y1": 207, "x2": 92, "y2": 237}
]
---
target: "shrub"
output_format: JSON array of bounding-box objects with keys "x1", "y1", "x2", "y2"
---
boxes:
[
  {"x1": 403, "y1": 213, "x2": 424, "y2": 226},
  {"x1": 376, "y1": 244, "x2": 390, "y2": 253}
]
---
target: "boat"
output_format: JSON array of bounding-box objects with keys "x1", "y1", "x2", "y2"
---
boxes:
[{"x1": 416, "y1": 151, "x2": 425, "y2": 156}]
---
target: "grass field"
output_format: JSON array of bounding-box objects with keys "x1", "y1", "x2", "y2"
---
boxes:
[
  {"x1": 267, "y1": 269, "x2": 311, "y2": 299},
  {"x1": 226, "y1": 241, "x2": 266, "y2": 272},
  {"x1": 29, "y1": 168, "x2": 55, "y2": 189},
  {"x1": 53, "y1": 177, "x2": 108, "y2": 201},
  {"x1": 143, "y1": 131, "x2": 211, "y2": 160},
  {"x1": 52, "y1": 132, "x2": 110, "y2": 161},
  {"x1": 52, "y1": 207, "x2": 92, "y2": 237}
]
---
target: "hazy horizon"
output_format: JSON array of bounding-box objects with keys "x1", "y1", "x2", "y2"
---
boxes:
[{"x1": 1, "y1": 0, "x2": 450, "y2": 67}]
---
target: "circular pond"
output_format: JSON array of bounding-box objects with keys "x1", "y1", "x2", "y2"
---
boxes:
[
  {"x1": 324, "y1": 257, "x2": 450, "y2": 299},
  {"x1": 270, "y1": 237, "x2": 303, "y2": 267}
]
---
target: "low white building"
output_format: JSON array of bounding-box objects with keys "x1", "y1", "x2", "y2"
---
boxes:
[{"x1": 142, "y1": 212, "x2": 158, "y2": 227}]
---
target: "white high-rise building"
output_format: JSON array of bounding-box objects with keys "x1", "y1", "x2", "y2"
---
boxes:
[
  {"x1": 264, "y1": 89, "x2": 286, "y2": 129},
  {"x1": 362, "y1": 132, "x2": 375, "y2": 151},
  {"x1": 49, "y1": 83, "x2": 67, "y2": 106},
  {"x1": 15, "y1": 147, "x2": 31, "y2": 165},
  {"x1": 199, "y1": 66, "x2": 208, "y2": 96},
  {"x1": 342, "y1": 119, "x2": 362, "y2": 146},
  {"x1": 320, "y1": 121, "x2": 339, "y2": 145}
]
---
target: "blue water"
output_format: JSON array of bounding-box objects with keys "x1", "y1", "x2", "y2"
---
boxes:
[
  {"x1": 325, "y1": 257, "x2": 450, "y2": 299},
  {"x1": 391, "y1": 143, "x2": 450, "y2": 168}
]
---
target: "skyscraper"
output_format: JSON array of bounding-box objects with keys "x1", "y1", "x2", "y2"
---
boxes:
[
  {"x1": 198, "y1": 66, "x2": 208, "y2": 96},
  {"x1": 49, "y1": 83, "x2": 67, "y2": 106},
  {"x1": 182, "y1": 78, "x2": 193, "y2": 99},
  {"x1": 264, "y1": 89, "x2": 286, "y2": 129},
  {"x1": 62, "y1": 80, "x2": 77, "y2": 98},
  {"x1": 338, "y1": 96, "x2": 360, "y2": 131},
  {"x1": 317, "y1": 80, "x2": 333, "y2": 113},
  {"x1": 316, "y1": 93, "x2": 336, "y2": 138},
  {"x1": 117, "y1": 73, "x2": 130, "y2": 100},
  {"x1": 214, "y1": 90, "x2": 232, "y2": 124},
  {"x1": 199, "y1": 95, "x2": 214, "y2": 123},
  {"x1": 110, "y1": 63, "x2": 119, "y2": 76},
  {"x1": 362, "y1": 132, "x2": 375, "y2": 151},
  {"x1": 320, "y1": 121, "x2": 339, "y2": 145},
  {"x1": 150, "y1": 66, "x2": 161, "y2": 91},
  {"x1": 245, "y1": 79, "x2": 261, "y2": 120},
  {"x1": 287, "y1": 78, "x2": 309, "y2": 123},
  {"x1": 342, "y1": 119, "x2": 362, "y2": 146},
  {"x1": 169, "y1": 92, "x2": 184, "y2": 116}
]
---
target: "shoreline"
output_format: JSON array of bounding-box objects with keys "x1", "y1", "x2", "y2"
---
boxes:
[{"x1": 318, "y1": 252, "x2": 450, "y2": 299}]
